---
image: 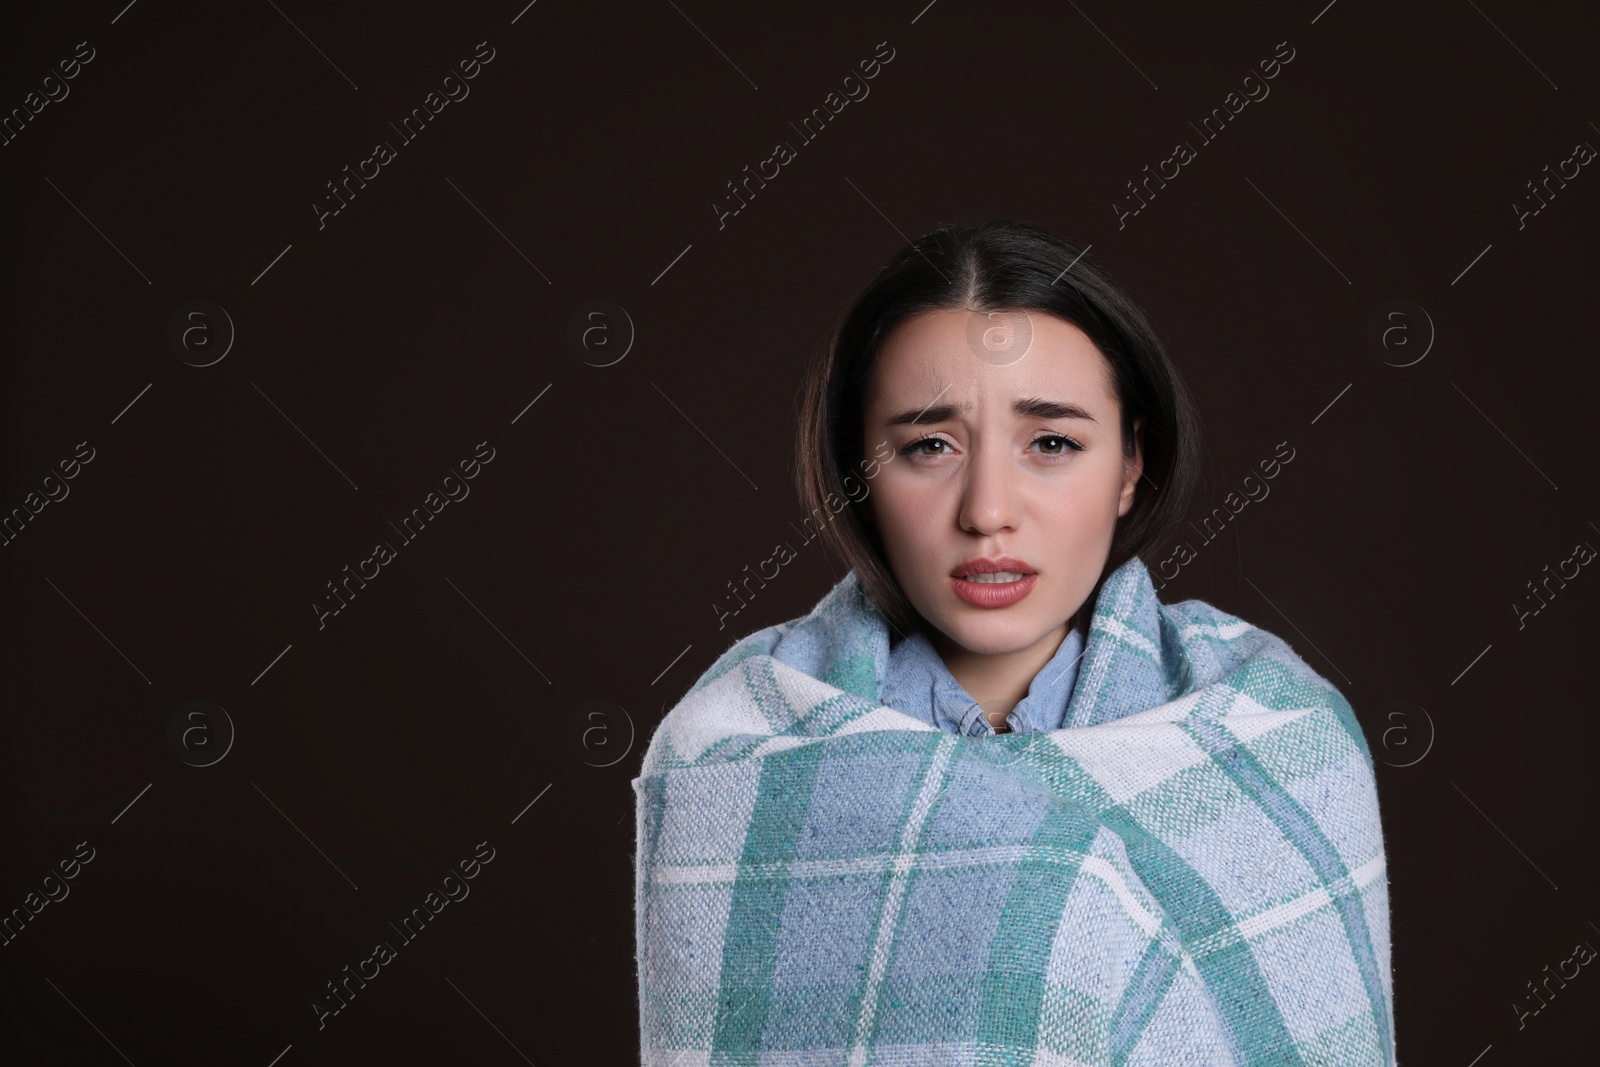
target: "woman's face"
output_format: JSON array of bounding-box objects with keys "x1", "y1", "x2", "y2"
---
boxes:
[{"x1": 860, "y1": 307, "x2": 1144, "y2": 657}]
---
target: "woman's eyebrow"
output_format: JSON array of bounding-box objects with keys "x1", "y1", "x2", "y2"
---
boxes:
[{"x1": 884, "y1": 396, "x2": 1097, "y2": 426}]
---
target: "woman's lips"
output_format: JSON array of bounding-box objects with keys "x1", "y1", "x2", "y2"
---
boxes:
[{"x1": 950, "y1": 572, "x2": 1038, "y2": 608}]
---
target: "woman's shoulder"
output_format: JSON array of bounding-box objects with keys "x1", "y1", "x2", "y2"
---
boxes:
[
  {"x1": 637, "y1": 573, "x2": 887, "y2": 779},
  {"x1": 687, "y1": 570, "x2": 887, "y2": 699},
  {"x1": 681, "y1": 617, "x2": 790, "y2": 699},
  {"x1": 1156, "y1": 592, "x2": 1326, "y2": 686},
  {"x1": 1155, "y1": 590, "x2": 1375, "y2": 770}
]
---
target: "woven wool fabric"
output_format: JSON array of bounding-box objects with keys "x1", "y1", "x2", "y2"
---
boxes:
[{"x1": 632, "y1": 555, "x2": 1396, "y2": 1065}]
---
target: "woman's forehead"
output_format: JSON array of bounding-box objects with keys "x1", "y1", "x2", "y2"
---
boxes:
[{"x1": 868, "y1": 309, "x2": 1114, "y2": 410}]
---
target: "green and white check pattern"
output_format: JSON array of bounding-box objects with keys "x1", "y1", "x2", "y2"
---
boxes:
[{"x1": 634, "y1": 555, "x2": 1395, "y2": 1065}]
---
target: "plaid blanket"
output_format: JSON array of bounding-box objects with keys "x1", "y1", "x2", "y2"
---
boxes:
[{"x1": 633, "y1": 555, "x2": 1395, "y2": 1065}]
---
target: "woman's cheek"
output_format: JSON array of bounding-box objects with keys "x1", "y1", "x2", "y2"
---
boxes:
[
  {"x1": 891, "y1": 483, "x2": 940, "y2": 528},
  {"x1": 878, "y1": 485, "x2": 928, "y2": 547}
]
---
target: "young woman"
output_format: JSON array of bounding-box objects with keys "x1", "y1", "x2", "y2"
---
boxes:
[{"x1": 633, "y1": 220, "x2": 1395, "y2": 1065}]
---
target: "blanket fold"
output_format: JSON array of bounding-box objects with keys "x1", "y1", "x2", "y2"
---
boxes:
[{"x1": 633, "y1": 556, "x2": 1395, "y2": 1065}]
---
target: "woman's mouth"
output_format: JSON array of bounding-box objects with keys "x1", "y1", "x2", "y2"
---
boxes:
[{"x1": 950, "y1": 572, "x2": 1038, "y2": 608}]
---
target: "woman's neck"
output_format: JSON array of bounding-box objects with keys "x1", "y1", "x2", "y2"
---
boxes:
[{"x1": 926, "y1": 618, "x2": 1073, "y2": 728}]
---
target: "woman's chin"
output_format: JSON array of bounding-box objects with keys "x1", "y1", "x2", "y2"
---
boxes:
[{"x1": 930, "y1": 615, "x2": 1045, "y2": 657}]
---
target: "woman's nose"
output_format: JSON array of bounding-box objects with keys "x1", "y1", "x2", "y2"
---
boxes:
[{"x1": 958, "y1": 445, "x2": 1021, "y2": 533}]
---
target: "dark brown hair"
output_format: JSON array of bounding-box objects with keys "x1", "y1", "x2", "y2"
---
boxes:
[{"x1": 794, "y1": 218, "x2": 1204, "y2": 639}]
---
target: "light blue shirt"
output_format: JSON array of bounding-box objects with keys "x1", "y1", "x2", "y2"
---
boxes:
[{"x1": 880, "y1": 624, "x2": 1086, "y2": 736}]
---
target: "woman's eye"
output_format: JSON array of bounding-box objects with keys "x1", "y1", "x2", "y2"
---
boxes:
[
  {"x1": 900, "y1": 434, "x2": 1084, "y2": 458},
  {"x1": 1032, "y1": 434, "x2": 1085, "y2": 455},
  {"x1": 900, "y1": 436, "x2": 949, "y2": 456}
]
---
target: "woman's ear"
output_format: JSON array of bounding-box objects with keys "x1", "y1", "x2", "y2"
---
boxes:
[{"x1": 1118, "y1": 416, "x2": 1146, "y2": 518}]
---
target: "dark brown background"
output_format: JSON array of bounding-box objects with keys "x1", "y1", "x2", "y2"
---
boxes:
[{"x1": 2, "y1": 0, "x2": 1595, "y2": 1063}]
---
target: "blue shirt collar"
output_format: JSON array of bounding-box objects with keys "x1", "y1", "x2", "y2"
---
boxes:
[{"x1": 879, "y1": 623, "x2": 1086, "y2": 736}]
